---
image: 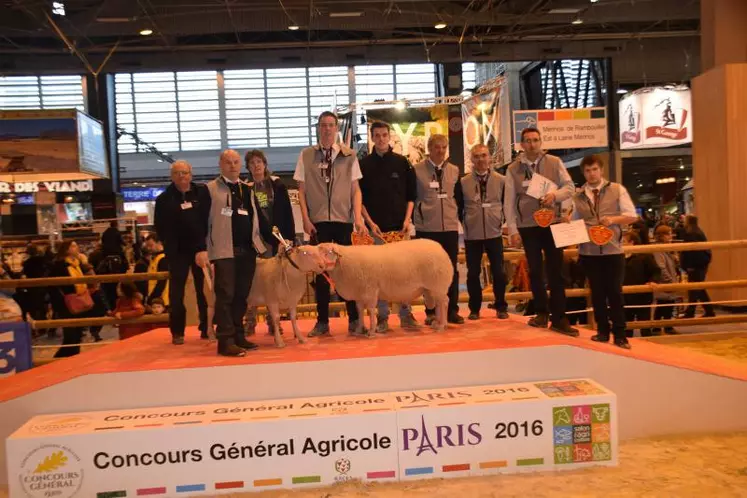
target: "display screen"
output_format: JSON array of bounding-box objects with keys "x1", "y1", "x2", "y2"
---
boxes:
[
  {"x1": 57, "y1": 202, "x2": 92, "y2": 223},
  {"x1": 76, "y1": 111, "x2": 109, "y2": 178}
]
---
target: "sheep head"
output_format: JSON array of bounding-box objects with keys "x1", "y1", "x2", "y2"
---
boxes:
[
  {"x1": 317, "y1": 243, "x2": 343, "y2": 270},
  {"x1": 286, "y1": 245, "x2": 327, "y2": 274}
]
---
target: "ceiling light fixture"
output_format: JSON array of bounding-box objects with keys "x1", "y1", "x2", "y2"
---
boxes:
[
  {"x1": 571, "y1": 17, "x2": 583, "y2": 25},
  {"x1": 394, "y1": 100, "x2": 407, "y2": 110},
  {"x1": 590, "y1": 0, "x2": 599, "y2": 3},
  {"x1": 617, "y1": 88, "x2": 628, "y2": 94},
  {"x1": 434, "y1": 22, "x2": 447, "y2": 29},
  {"x1": 139, "y1": 28, "x2": 153, "y2": 36},
  {"x1": 52, "y1": 1, "x2": 65, "y2": 16},
  {"x1": 288, "y1": 25, "x2": 300, "y2": 31},
  {"x1": 329, "y1": 11, "x2": 364, "y2": 18}
]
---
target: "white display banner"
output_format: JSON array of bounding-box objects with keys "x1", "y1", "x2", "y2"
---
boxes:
[
  {"x1": 619, "y1": 86, "x2": 692, "y2": 150},
  {"x1": 6, "y1": 379, "x2": 617, "y2": 497},
  {"x1": 513, "y1": 107, "x2": 608, "y2": 150}
]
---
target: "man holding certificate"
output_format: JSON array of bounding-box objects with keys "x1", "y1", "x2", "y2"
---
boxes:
[
  {"x1": 505, "y1": 127, "x2": 577, "y2": 336},
  {"x1": 571, "y1": 155, "x2": 638, "y2": 349}
]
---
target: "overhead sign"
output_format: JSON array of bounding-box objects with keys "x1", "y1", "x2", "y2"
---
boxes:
[
  {"x1": 513, "y1": 107, "x2": 608, "y2": 151},
  {"x1": 619, "y1": 86, "x2": 692, "y2": 150},
  {"x1": 0, "y1": 179, "x2": 93, "y2": 194},
  {"x1": 122, "y1": 187, "x2": 166, "y2": 202},
  {"x1": 6, "y1": 379, "x2": 617, "y2": 496}
]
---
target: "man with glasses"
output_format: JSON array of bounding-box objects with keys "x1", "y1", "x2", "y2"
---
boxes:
[
  {"x1": 295, "y1": 111, "x2": 368, "y2": 337},
  {"x1": 154, "y1": 160, "x2": 211, "y2": 345},
  {"x1": 504, "y1": 128, "x2": 577, "y2": 336}
]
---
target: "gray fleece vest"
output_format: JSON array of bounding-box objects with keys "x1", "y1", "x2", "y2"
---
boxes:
[
  {"x1": 413, "y1": 160, "x2": 459, "y2": 232},
  {"x1": 460, "y1": 171, "x2": 505, "y2": 241},
  {"x1": 206, "y1": 178, "x2": 266, "y2": 261},
  {"x1": 506, "y1": 153, "x2": 566, "y2": 228},
  {"x1": 301, "y1": 145, "x2": 356, "y2": 224},
  {"x1": 573, "y1": 182, "x2": 624, "y2": 256}
]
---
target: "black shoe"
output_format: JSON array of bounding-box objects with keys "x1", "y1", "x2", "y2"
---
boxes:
[
  {"x1": 614, "y1": 338, "x2": 632, "y2": 350},
  {"x1": 172, "y1": 336, "x2": 185, "y2": 345},
  {"x1": 424, "y1": 315, "x2": 436, "y2": 326},
  {"x1": 664, "y1": 328, "x2": 679, "y2": 335},
  {"x1": 591, "y1": 334, "x2": 610, "y2": 343},
  {"x1": 218, "y1": 342, "x2": 246, "y2": 357},
  {"x1": 200, "y1": 331, "x2": 209, "y2": 340},
  {"x1": 528, "y1": 313, "x2": 549, "y2": 328},
  {"x1": 447, "y1": 313, "x2": 465, "y2": 325},
  {"x1": 497, "y1": 311, "x2": 509, "y2": 320},
  {"x1": 234, "y1": 335, "x2": 259, "y2": 351},
  {"x1": 468, "y1": 312, "x2": 480, "y2": 321},
  {"x1": 550, "y1": 319, "x2": 580, "y2": 337}
]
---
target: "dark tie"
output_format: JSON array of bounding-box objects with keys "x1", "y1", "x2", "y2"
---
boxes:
[{"x1": 592, "y1": 188, "x2": 600, "y2": 208}]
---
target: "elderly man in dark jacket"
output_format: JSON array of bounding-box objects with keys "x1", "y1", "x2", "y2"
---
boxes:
[
  {"x1": 681, "y1": 215, "x2": 715, "y2": 318},
  {"x1": 154, "y1": 160, "x2": 212, "y2": 344}
]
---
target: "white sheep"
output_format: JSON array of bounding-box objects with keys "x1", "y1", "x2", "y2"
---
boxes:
[
  {"x1": 318, "y1": 239, "x2": 452, "y2": 334},
  {"x1": 247, "y1": 245, "x2": 327, "y2": 348}
]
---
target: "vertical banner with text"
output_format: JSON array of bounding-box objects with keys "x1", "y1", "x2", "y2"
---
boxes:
[{"x1": 461, "y1": 83, "x2": 512, "y2": 173}]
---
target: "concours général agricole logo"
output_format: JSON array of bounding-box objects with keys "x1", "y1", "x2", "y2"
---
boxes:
[{"x1": 18, "y1": 445, "x2": 83, "y2": 498}]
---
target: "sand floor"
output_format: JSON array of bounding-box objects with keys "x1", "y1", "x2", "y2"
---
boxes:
[
  {"x1": 669, "y1": 337, "x2": 747, "y2": 364},
  {"x1": 222, "y1": 433, "x2": 747, "y2": 498}
]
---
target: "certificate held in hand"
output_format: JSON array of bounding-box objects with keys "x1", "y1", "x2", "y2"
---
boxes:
[
  {"x1": 550, "y1": 219, "x2": 591, "y2": 248},
  {"x1": 525, "y1": 173, "x2": 558, "y2": 200}
]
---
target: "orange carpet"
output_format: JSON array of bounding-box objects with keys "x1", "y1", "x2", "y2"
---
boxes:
[{"x1": 2, "y1": 313, "x2": 745, "y2": 403}]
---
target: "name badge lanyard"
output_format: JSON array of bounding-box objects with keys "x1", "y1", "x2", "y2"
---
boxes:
[
  {"x1": 223, "y1": 178, "x2": 246, "y2": 213},
  {"x1": 432, "y1": 166, "x2": 444, "y2": 194},
  {"x1": 320, "y1": 148, "x2": 335, "y2": 197},
  {"x1": 524, "y1": 154, "x2": 546, "y2": 209},
  {"x1": 477, "y1": 175, "x2": 488, "y2": 204}
]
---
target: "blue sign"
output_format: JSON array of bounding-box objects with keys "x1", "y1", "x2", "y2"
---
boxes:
[
  {"x1": 122, "y1": 187, "x2": 165, "y2": 202},
  {"x1": 0, "y1": 322, "x2": 33, "y2": 377}
]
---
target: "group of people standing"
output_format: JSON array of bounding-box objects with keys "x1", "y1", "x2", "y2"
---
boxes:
[{"x1": 151, "y1": 110, "x2": 713, "y2": 357}]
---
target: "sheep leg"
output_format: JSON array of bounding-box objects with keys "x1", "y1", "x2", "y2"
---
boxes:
[
  {"x1": 289, "y1": 307, "x2": 306, "y2": 344},
  {"x1": 434, "y1": 297, "x2": 447, "y2": 332},
  {"x1": 268, "y1": 303, "x2": 285, "y2": 348}
]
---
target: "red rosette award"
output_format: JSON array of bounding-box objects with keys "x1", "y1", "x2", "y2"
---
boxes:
[
  {"x1": 533, "y1": 208, "x2": 555, "y2": 228},
  {"x1": 588, "y1": 225, "x2": 614, "y2": 246}
]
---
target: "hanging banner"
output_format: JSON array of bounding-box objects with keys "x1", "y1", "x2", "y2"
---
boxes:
[
  {"x1": 461, "y1": 83, "x2": 512, "y2": 173},
  {"x1": 513, "y1": 107, "x2": 608, "y2": 151},
  {"x1": 0, "y1": 322, "x2": 33, "y2": 378},
  {"x1": 365, "y1": 106, "x2": 449, "y2": 165},
  {"x1": 619, "y1": 86, "x2": 692, "y2": 150}
]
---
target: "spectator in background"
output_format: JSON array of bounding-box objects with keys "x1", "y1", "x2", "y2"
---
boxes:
[
  {"x1": 674, "y1": 214, "x2": 687, "y2": 240},
  {"x1": 96, "y1": 223, "x2": 128, "y2": 311},
  {"x1": 630, "y1": 220, "x2": 650, "y2": 245},
  {"x1": 144, "y1": 234, "x2": 169, "y2": 309},
  {"x1": 681, "y1": 215, "x2": 715, "y2": 318},
  {"x1": 133, "y1": 241, "x2": 150, "y2": 299},
  {"x1": 652, "y1": 225, "x2": 679, "y2": 335},
  {"x1": 623, "y1": 232, "x2": 661, "y2": 337},
  {"x1": 80, "y1": 263, "x2": 105, "y2": 342},
  {"x1": 21, "y1": 244, "x2": 49, "y2": 324},
  {"x1": 49, "y1": 241, "x2": 90, "y2": 357},
  {"x1": 562, "y1": 247, "x2": 588, "y2": 326},
  {"x1": 244, "y1": 149, "x2": 295, "y2": 336},
  {"x1": 109, "y1": 282, "x2": 147, "y2": 339}
]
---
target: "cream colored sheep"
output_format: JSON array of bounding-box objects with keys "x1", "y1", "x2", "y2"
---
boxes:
[
  {"x1": 247, "y1": 245, "x2": 327, "y2": 348},
  {"x1": 318, "y1": 239, "x2": 452, "y2": 334}
]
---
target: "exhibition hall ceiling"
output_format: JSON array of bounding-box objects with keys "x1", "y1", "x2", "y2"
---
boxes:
[{"x1": 2, "y1": 0, "x2": 699, "y2": 52}]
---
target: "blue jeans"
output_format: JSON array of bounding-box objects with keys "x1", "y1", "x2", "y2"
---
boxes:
[{"x1": 374, "y1": 234, "x2": 412, "y2": 321}]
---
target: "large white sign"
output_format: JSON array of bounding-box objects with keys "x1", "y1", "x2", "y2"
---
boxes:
[
  {"x1": 6, "y1": 379, "x2": 617, "y2": 496},
  {"x1": 619, "y1": 86, "x2": 692, "y2": 150},
  {"x1": 513, "y1": 107, "x2": 608, "y2": 151}
]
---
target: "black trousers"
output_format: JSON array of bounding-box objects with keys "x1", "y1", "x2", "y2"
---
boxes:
[
  {"x1": 581, "y1": 254, "x2": 626, "y2": 340},
  {"x1": 625, "y1": 292, "x2": 653, "y2": 337},
  {"x1": 654, "y1": 297, "x2": 677, "y2": 332},
  {"x1": 417, "y1": 231, "x2": 459, "y2": 316},
  {"x1": 313, "y1": 222, "x2": 358, "y2": 323},
  {"x1": 465, "y1": 237, "x2": 507, "y2": 314},
  {"x1": 168, "y1": 252, "x2": 208, "y2": 338},
  {"x1": 213, "y1": 249, "x2": 256, "y2": 340},
  {"x1": 518, "y1": 226, "x2": 567, "y2": 323},
  {"x1": 685, "y1": 267, "x2": 714, "y2": 316},
  {"x1": 53, "y1": 299, "x2": 107, "y2": 358}
]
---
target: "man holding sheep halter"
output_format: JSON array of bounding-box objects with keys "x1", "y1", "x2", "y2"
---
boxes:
[{"x1": 295, "y1": 111, "x2": 369, "y2": 337}]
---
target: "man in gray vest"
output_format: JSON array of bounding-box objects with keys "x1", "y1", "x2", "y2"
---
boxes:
[
  {"x1": 294, "y1": 111, "x2": 368, "y2": 337},
  {"x1": 457, "y1": 144, "x2": 509, "y2": 320},
  {"x1": 505, "y1": 127, "x2": 577, "y2": 336},
  {"x1": 572, "y1": 154, "x2": 637, "y2": 349},
  {"x1": 413, "y1": 134, "x2": 464, "y2": 325},
  {"x1": 195, "y1": 149, "x2": 273, "y2": 357}
]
